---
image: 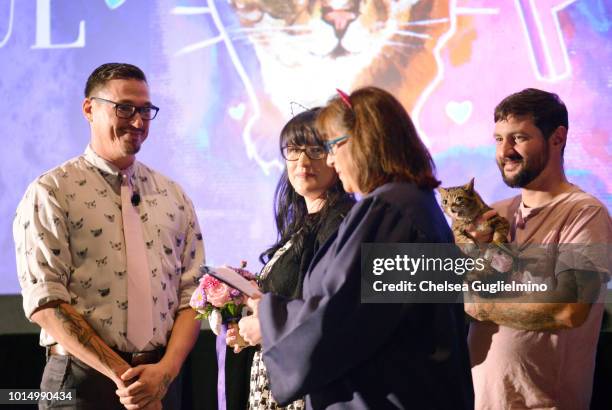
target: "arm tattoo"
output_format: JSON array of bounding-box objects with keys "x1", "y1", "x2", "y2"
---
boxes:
[
  {"x1": 53, "y1": 305, "x2": 124, "y2": 370},
  {"x1": 154, "y1": 374, "x2": 172, "y2": 400},
  {"x1": 474, "y1": 268, "x2": 603, "y2": 330}
]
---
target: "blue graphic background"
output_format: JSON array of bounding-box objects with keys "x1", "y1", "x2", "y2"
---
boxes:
[{"x1": 0, "y1": 0, "x2": 610, "y2": 294}]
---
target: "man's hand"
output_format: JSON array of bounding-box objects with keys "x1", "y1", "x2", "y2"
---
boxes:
[
  {"x1": 116, "y1": 363, "x2": 173, "y2": 409},
  {"x1": 115, "y1": 307, "x2": 199, "y2": 409},
  {"x1": 466, "y1": 209, "x2": 498, "y2": 244}
]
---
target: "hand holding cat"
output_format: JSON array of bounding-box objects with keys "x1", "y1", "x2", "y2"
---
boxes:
[{"x1": 466, "y1": 209, "x2": 498, "y2": 244}]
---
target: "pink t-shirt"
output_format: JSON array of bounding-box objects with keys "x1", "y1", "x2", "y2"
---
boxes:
[{"x1": 469, "y1": 185, "x2": 611, "y2": 410}]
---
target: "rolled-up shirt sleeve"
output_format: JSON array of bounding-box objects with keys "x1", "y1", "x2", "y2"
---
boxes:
[
  {"x1": 14, "y1": 179, "x2": 72, "y2": 319},
  {"x1": 177, "y1": 193, "x2": 205, "y2": 310}
]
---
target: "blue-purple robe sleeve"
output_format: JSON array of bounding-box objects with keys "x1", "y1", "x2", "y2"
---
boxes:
[{"x1": 258, "y1": 197, "x2": 425, "y2": 404}]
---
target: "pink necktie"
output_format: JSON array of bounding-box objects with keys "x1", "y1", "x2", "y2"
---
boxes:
[{"x1": 121, "y1": 171, "x2": 153, "y2": 351}]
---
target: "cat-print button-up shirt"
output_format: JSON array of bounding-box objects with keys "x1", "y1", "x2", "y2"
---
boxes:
[{"x1": 14, "y1": 145, "x2": 205, "y2": 351}]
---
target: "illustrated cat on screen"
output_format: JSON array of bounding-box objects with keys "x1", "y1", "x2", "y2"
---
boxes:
[
  {"x1": 229, "y1": 0, "x2": 452, "y2": 167},
  {"x1": 439, "y1": 178, "x2": 510, "y2": 247}
]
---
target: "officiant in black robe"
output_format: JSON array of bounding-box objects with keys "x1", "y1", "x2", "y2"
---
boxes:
[{"x1": 238, "y1": 87, "x2": 474, "y2": 409}]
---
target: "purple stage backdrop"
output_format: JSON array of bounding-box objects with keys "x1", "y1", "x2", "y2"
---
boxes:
[{"x1": 0, "y1": 0, "x2": 610, "y2": 294}]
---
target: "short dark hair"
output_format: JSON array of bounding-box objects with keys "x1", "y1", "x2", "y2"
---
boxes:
[
  {"x1": 84, "y1": 63, "x2": 147, "y2": 97},
  {"x1": 494, "y1": 88, "x2": 568, "y2": 139},
  {"x1": 317, "y1": 86, "x2": 439, "y2": 193}
]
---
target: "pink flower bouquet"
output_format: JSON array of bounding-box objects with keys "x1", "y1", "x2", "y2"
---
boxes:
[{"x1": 190, "y1": 265, "x2": 257, "y2": 335}]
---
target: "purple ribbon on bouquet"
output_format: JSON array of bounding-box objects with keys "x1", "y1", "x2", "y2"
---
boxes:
[{"x1": 216, "y1": 323, "x2": 228, "y2": 410}]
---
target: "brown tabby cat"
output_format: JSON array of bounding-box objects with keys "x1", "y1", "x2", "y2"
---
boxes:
[{"x1": 438, "y1": 178, "x2": 510, "y2": 246}]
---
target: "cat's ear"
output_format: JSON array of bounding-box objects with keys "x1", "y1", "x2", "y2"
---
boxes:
[
  {"x1": 464, "y1": 178, "x2": 475, "y2": 191},
  {"x1": 437, "y1": 187, "x2": 447, "y2": 195}
]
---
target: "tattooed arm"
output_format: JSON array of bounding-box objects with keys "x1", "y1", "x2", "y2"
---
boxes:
[
  {"x1": 31, "y1": 301, "x2": 131, "y2": 387},
  {"x1": 465, "y1": 302, "x2": 589, "y2": 331},
  {"x1": 465, "y1": 269, "x2": 602, "y2": 330}
]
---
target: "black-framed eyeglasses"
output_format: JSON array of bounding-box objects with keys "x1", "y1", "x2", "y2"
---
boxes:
[
  {"x1": 324, "y1": 135, "x2": 349, "y2": 155},
  {"x1": 281, "y1": 145, "x2": 327, "y2": 161},
  {"x1": 90, "y1": 97, "x2": 160, "y2": 120}
]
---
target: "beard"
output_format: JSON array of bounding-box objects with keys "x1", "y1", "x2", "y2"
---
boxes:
[
  {"x1": 122, "y1": 141, "x2": 141, "y2": 155},
  {"x1": 119, "y1": 129, "x2": 145, "y2": 155},
  {"x1": 498, "y1": 147, "x2": 549, "y2": 188}
]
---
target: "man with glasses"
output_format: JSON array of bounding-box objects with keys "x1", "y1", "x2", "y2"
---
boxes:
[{"x1": 13, "y1": 63, "x2": 204, "y2": 409}]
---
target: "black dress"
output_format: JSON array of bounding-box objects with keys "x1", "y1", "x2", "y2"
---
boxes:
[{"x1": 248, "y1": 199, "x2": 354, "y2": 409}]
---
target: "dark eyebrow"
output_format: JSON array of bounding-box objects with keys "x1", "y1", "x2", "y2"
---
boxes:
[{"x1": 493, "y1": 131, "x2": 529, "y2": 137}]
